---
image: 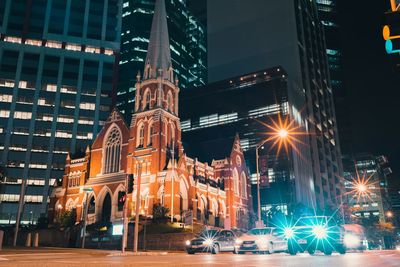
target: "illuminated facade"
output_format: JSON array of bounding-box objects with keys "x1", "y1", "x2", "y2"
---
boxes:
[
  {"x1": 0, "y1": 0, "x2": 122, "y2": 224},
  {"x1": 53, "y1": 0, "x2": 251, "y2": 230},
  {"x1": 117, "y1": 0, "x2": 207, "y2": 123}
]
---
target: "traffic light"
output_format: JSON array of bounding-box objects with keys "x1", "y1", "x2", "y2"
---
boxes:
[
  {"x1": 127, "y1": 174, "x2": 134, "y2": 193},
  {"x1": 118, "y1": 191, "x2": 126, "y2": 211}
]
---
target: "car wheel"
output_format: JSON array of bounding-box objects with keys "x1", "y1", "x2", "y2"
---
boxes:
[
  {"x1": 338, "y1": 246, "x2": 346, "y2": 255},
  {"x1": 307, "y1": 248, "x2": 315, "y2": 255},
  {"x1": 238, "y1": 251, "x2": 245, "y2": 254},
  {"x1": 212, "y1": 244, "x2": 220, "y2": 254},
  {"x1": 187, "y1": 250, "x2": 195, "y2": 255},
  {"x1": 288, "y1": 243, "x2": 297, "y2": 255},
  {"x1": 323, "y1": 248, "x2": 333, "y2": 256}
]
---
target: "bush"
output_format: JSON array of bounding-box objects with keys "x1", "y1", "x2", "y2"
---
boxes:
[
  {"x1": 152, "y1": 203, "x2": 169, "y2": 222},
  {"x1": 58, "y1": 208, "x2": 77, "y2": 228},
  {"x1": 36, "y1": 215, "x2": 49, "y2": 229}
]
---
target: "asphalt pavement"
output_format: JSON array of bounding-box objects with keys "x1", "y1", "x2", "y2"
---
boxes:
[{"x1": 0, "y1": 247, "x2": 399, "y2": 267}]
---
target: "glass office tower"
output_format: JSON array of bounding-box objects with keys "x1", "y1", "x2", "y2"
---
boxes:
[
  {"x1": 0, "y1": 0, "x2": 122, "y2": 224},
  {"x1": 117, "y1": 0, "x2": 207, "y2": 122},
  {"x1": 207, "y1": 0, "x2": 344, "y2": 212}
]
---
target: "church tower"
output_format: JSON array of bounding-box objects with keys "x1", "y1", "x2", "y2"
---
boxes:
[{"x1": 128, "y1": 0, "x2": 183, "y2": 206}]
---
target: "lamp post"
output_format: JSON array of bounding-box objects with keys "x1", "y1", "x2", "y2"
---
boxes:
[
  {"x1": 81, "y1": 187, "x2": 93, "y2": 249},
  {"x1": 133, "y1": 159, "x2": 143, "y2": 253},
  {"x1": 171, "y1": 140, "x2": 175, "y2": 223},
  {"x1": 255, "y1": 128, "x2": 289, "y2": 228}
]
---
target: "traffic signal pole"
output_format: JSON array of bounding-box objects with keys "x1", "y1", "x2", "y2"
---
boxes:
[
  {"x1": 121, "y1": 174, "x2": 128, "y2": 253},
  {"x1": 133, "y1": 161, "x2": 142, "y2": 253}
]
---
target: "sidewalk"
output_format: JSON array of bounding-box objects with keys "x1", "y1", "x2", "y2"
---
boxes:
[{"x1": 0, "y1": 246, "x2": 183, "y2": 256}]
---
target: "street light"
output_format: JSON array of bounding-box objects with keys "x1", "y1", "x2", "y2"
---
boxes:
[
  {"x1": 386, "y1": 211, "x2": 393, "y2": 218},
  {"x1": 255, "y1": 125, "x2": 290, "y2": 227},
  {"x1": 81, "y1": 187, "x2": 93, "y2": 249}
]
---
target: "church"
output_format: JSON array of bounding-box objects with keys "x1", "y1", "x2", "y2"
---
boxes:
[{"x1": 50, "y1": 0, "x2": 252, "y2": 230}]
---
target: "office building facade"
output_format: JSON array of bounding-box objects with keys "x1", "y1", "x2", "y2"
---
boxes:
[
  {"x1": 207, "y1": 0, "x2": 344, "y2": 212},
  {"x1": 0, "y1": 0, "x2": 122, "y2": 224},
  {"x1": 180, "y1": 67, "x2": 316, "y2": 218},
  {"x1": 343, "y1": 154, "x2": 393, "y2": 223},
  {"x1": 117, "y1": 0, "x2": 207, "y2": 122}
]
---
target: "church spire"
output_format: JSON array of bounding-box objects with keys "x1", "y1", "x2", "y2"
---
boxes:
[{"x1": 143, "y1": 0, "x2": 173, "y2": 82}]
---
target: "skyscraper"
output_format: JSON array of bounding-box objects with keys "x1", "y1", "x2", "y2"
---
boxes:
[
  {"x1": 117, "y1": 0, "x2": 207, "y2": 122},
  {"x1": 0, "y1": 0, "x2": 122, "y2": 224},
  {"x1": 207, "y1": 0, "x2": 344, "y2": 212}
]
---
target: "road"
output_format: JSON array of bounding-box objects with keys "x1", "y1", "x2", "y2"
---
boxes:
[{"x1": 0, "y1": 248, "x2": 399, "y2": 267}]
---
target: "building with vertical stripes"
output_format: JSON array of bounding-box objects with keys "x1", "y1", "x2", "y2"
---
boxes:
[{"x1": 0, "y1": 0, "x2": 122, "y2": 224}]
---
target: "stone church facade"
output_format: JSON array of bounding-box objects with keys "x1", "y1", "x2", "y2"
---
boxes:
[{"x1": 50, "y1": 0, "x2": 252, "y2": 230}]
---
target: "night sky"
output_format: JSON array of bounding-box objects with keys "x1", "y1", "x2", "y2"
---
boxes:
[{"x1": 339, "y1": 0, "x2": 400, "y2": 174}]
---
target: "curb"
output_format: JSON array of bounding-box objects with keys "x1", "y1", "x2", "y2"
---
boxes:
[{"x1": 108, "y1": 251, "x2": 172, "y2": 256}]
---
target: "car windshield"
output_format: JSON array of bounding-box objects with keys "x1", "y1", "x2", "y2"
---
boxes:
[
  {"x1": 247, "y1": 228, "x2": 272, "y2": 235},
  {"x1": 198, "y1": 230, "x2": 218, "y2": 239},
  {"x1": 296, "y1": 217, "x2": 328, "y2": 227}
]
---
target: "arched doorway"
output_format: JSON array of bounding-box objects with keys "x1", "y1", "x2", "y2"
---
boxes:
[{"x1": 102, "y1": 193, "x2": 112, "y2": 222}]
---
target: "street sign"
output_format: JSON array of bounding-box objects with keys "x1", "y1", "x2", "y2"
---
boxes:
[{"x1": 182, "y1": 210, "x2": 193, "y2": 225}]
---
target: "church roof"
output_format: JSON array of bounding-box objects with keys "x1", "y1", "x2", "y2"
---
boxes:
[{"x1": 144, "y1": 0, "x2": 172, "y2": 81}]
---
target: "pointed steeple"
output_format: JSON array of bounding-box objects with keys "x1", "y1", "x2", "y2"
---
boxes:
[{"x1": 143, "y1": 0, "x2": 173, "y2": 82}]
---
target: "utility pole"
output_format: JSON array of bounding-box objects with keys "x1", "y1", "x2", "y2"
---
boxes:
[
  {"x1": 81, "y1": 188, "x2": 93, "y2": 249},
  {"x1": 121, "y1": 174, "x2": 128, "y2": 253},
  {"x1": 13, "y1": 179, "x2": 26, "y2": 246},
  {"x1": 171, "y1": 140, "x2": 175, "y2": 223},
  {"x1": 133, "y1": 160, "x2": 142, "y2": 253}
]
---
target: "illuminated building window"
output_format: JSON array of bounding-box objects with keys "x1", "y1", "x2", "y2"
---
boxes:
[
  {"x1": 45, "y1": 84, "x2": 57, "y2": 92},
  {"x1": 137, "y1": 123, "x2": 145, "y2": 148},
  {"x1": 85, "y1": 46, "x2": 101, "y2": 53},
  {"x1": 0, "y1": 79, "x2": 15, "y2": 87},
  {"x1": 104, "y1": 49, "x2": 114, "y2": 55},
  {"x1": 14, "y1": 111, "x2": 32, "y2": 120},
  {"x1": 4, "y1": 36, "x2": 22, "y2": 43},
  {"x1": 25, "y1": 39, "x2": 42, "y2": 46},
  {"x1": 104, "y1": 127, "x2": 122, "y2": 174},
  {"x1": 57, "y1": 116, "x2": 74, "y2": 124},
  {"x1": 19, "y1": 81, "x2": 35, "y2": 89},
  {"x1": 45, "y1": 41, "x2": 62, "y2": 49},
  {"x1": 60, "y1": 86, "x2": 76, "y2": 94},
  {"x1": 79, "y1": 102, "x2": 95, "y2": 110},
  {"x1": 78, "y1": 118, "x2": 94, "y2": 125},
  {"x1": 65, "y1": 43, "x2": 81, "y2": 51},
  {"x1": 0, "y1": 94, "x2": 12, "y2": 102}
]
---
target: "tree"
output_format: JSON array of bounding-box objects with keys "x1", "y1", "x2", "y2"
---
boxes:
[
  {"x1": 152, "y1": 203, "x2": 169, "y2": 222},
  {"x1": 58, "y1": 208, "x2": 77, "y2": 228}
]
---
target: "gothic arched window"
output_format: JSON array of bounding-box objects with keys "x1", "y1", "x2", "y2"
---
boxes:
[
  {"x1": 104, "y1": 127, "x2": 121, "y2": 174},
  {"x1": 148, "y1": 121, "x2": 154, "y2": 146},
  {"x1": 241, "y1": 172, "x2": 247, "y2": 198},
  {"x1": 136, "y1": 122, "x2": 145, "y2": 148},
  {"x1": 142, "y1": 89, "x2": 151, "y2": 110},
  {"x1": 233, "y1": 168, "x2": 239, "y2": 195}
]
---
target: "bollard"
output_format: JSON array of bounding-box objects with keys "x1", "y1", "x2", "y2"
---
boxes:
[
  {"x1": 33, "y1": 232, "x2": 39, "y2": 247},
  {"x1": 0, "y1": 230, "x2": 4, "y2": 250},
  {"x1": 25, "y1": 233, "x2": 32, "y2": 247}
]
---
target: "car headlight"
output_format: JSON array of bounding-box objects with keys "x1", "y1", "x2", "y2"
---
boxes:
[
  {"x1": 185, "y1": 240, "x2": 191, "y2": 246},
  {"x1": 344, "y1": 234, "x2": 360, "y2": 247},
  {"x1": 203, "y1": 238, "x2": 214, "y2": 246},
  {"x1": 312, "y1": 225, "x2": 327, "y2": 239},
  {"x1": 235, "y1": 239, "x2": 243, "y2": 245},
  {"x1": 284, "y1": 228, "x2": 295, "y2": 239}
]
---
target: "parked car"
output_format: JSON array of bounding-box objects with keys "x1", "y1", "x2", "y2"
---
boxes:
[
  {"x1": 185, "y1": 229, "x2": 238, "y2": 254},
  {"x1": 342, "y1": 224, "x2": 367, "y2": 251},
  {"x1": 235, "y1": 227, "x2": 288, "y2": 254},
  {"x1": 285, "y1": 216, "x2": 346, "y2": 255}
]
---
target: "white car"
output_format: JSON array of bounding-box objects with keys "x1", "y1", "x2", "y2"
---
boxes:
[{"x1": 235, "y1": 227, "x2": 288, "y2": 254}]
